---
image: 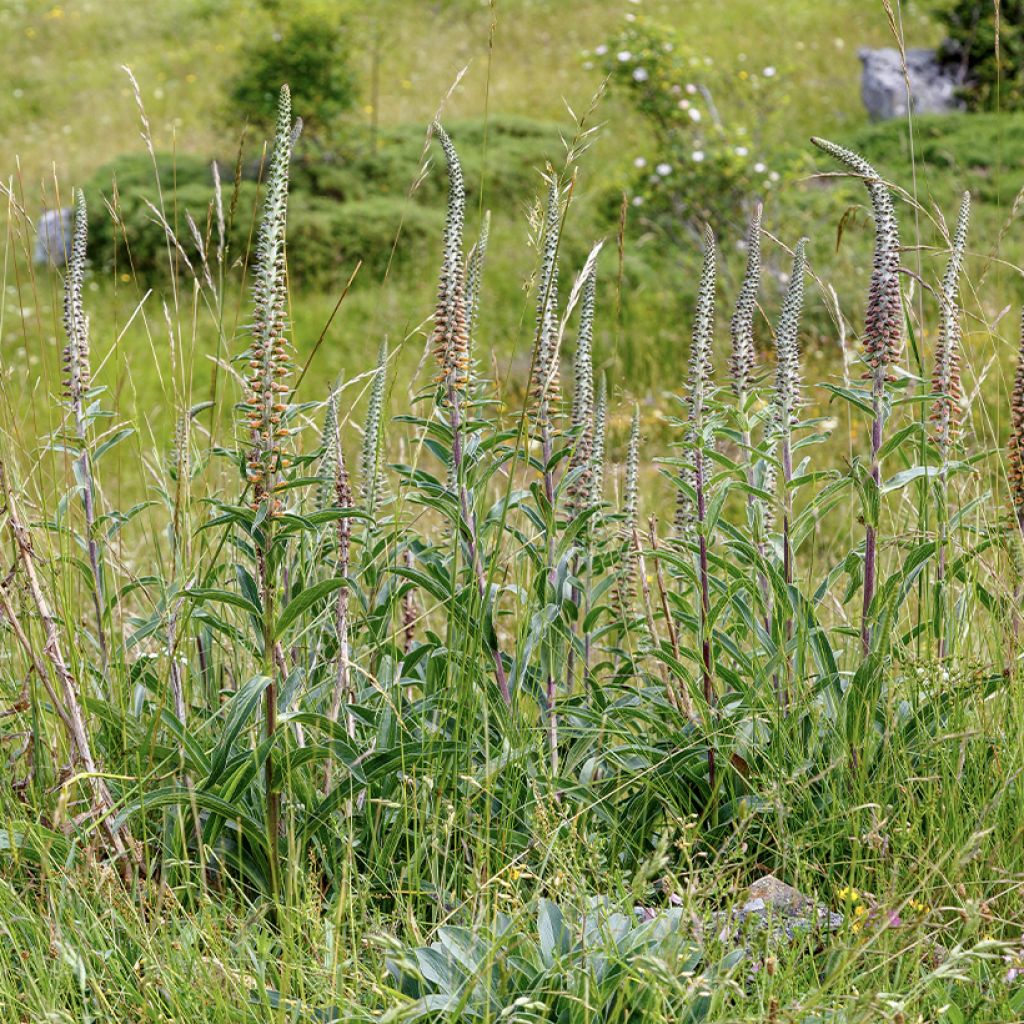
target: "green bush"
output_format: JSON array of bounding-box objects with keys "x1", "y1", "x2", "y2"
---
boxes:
[
  {"x1": 595, "y1": 17, "x2": 785, "y2": 240},
  {"x1": 286, "y1": 194, "x2": 441, "y2": 285},
  {"x1": 226, "y1": 11, "x2": 357, "y2": 135},
  {"x1": 79, "y1": 115, "x2": 561, "y2": 286},
  {"x1": 939, "y1": 0, "x2": 1024, "y2": 111},
  {"x1": 82, "y1": 155, "x2": 236, "y2": 278},
  {"x1": 296, "y1": 116, "x2": 564, "y2": 208}
]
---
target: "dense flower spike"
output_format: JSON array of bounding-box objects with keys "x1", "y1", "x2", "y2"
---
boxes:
[
  {"x1": 360, "y1": 340, "x2": 389, "y2": 517},
  {"x1": 930, "y1": 192, "x2": 970, "y2": 455},
  {"x1": 531, "y1": 176, "x2": 562, "y2": 412},
  {"x1": 243, "y1": 85, "x2": 299, "y2": 515},
  {"x1": 430, "y1": 122, "x2": 470, "y2": 394},
  {"x1": 614, "y1": 405, "x2": 642, "y2": 616},
  {"x1": 675, "y1": 225, "x2": 716, "y2": 537},
  {"x1": 328, "y1": 397, "x2": 354, "y2": 735},
  {"x1": 62, "y1": 189, "x2": 91, "y2": 417},
  {"x1": 772, "y1": 239, "x2": 808, "y2": 436},
  {"x1": 729, "y1": 202, "x2": 762, "y2": 399},
  {"x1": 590, "y1": 373, "x2": 607, "y2": 511},
  {"x1": 317, "y1": 379, "x2": 343, "y2": 513},
  {"x1": 1009, "y1": 308, "x2": 1024, "y2": 531},
  {"x1": 811, "y1": 138, "x2": 903, "y2": 381},
  {"x1": 465, "y1": 209, "x2": 490, "y2": 367},
  {"x1": 813, "y1": 137, "x2": 902, "y2": 654},
  {"x1": 567, "y1": 269, "x2": 596, "y2": 515}
]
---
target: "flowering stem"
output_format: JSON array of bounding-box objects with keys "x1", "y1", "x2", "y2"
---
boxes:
[{"x1": 449, "y1": 384, "x2": 510, "y2": 704}]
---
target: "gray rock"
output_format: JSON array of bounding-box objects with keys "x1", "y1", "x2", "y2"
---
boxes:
[
  {"x1": 635, "y1": 874, "x2": 842, "y2": 951},
  {"x1": 859, "y1": 47, "x2": 964, "y2": 121},
  {"x1": 35, "y1": 207, "x2": 73, "y2": 267},
  {"x1": 709, "y1": 875, "x2": 844, "y2": 948}
]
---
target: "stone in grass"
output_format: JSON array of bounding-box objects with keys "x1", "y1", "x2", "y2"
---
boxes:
[
  {"x1": 636, "y1": 874, "x2": 843, "y2": 949},
  {"x1": 859, "y1": 47, "x2": 964, "y2": 122},
  {"x1": 710, "y1": 874, "x2": 844, "y2": 948},
  {"x1": 35, "y1": 207, "x2": 73, "y2": 267}
]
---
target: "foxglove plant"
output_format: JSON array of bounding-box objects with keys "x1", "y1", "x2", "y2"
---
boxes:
[
  {"x1": 930, "y1": 192, "x2": 970, "y2": 659},
  {"x1": 431, "y1": 122, "x2": 509, "y2": 704},
  {"x1": 62, "y1": 190, "x2": 107, "y2": 668},
  {"x1": 360, "y1": 340, "x2": 389, "y2": 520},
  {"x1": 321, "y1": 387, "x2": 354, "y2": 742},
  {"x1": 532, "y1": 175, "x2": 563, "y2": 507},
  {"x1": 239, "y1": 84, "x2": 299, "y2": 892},
  {"x1": 566, "y1": 271, "x2": 596, "y2": 688},
  {"x1": 529, "y1": 176, "x2": 565, "y2": 765},
  {"x1": 677, "y1": 227, "x2": 717, "y2": 785},
  {"x1": 728, "y1": 204, "x2": 773, "y2": 632},
  {"x1": 771, "y1": 239, "x2": 807, "y2": 698},
  {"x1": 812, "y1": 138, "x2": 903, "y2": 654}
]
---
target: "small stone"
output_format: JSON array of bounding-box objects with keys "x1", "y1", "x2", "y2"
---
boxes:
[
  {"x1": 35, "y1": 207, "x2": 73, "y2": 267},
  {"x1": 859, "y1": 47, "x2": 964, "y2": 121}
]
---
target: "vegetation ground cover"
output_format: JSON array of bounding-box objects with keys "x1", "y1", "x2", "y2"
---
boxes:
[{"x1": 1, "y1": 2, "x2": 1024, "y2": 1022}]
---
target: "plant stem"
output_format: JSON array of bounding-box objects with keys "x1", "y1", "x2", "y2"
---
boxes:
[
  {"x1": 695, "y1": 448, "x2": 714, "y2": 790},
  {"x1": 257, "y1": 539, "x2": 280, "y2": 901},
  {"x1": 448, "y1": 385, "x2": 510, "y2": 704},
  {"x1": 863, "y1": 380, "x2": 884, "y2": 655}
]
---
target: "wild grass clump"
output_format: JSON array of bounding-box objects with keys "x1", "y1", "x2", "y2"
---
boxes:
[{"x1": 1, "y1": 77, "x2": 1024, "y2": 1024}]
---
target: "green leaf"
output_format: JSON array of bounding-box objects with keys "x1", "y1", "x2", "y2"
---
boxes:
[
  {"x1": 275, "y1": 578, "x2": 347, "y2": 639},
  {"x1": 881, "y1": 466, "x2": 941, "y2": 492},
  {"x1": 204, "y1": 674, "x2": 272, "y2": 790},
  {"x1": 183, "y1": 588, "x2": 260, "y2": 618},
  {"x1": 537, "y1": 899, "x2": 570, "y2": 967},
  {"x1": 92, "y1": 427, "x2": 135, "y2": 464}
]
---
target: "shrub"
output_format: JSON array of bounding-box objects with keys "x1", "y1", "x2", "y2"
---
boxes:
[
  {"x1": 83, "y1": 155, "x2": 245, "y2": 278},
  {"x1": 594, "y1": 17, "x2": 786, "y2": 240},
  {"x1": 286, "y1": 194, "x2": 441, "y2": 285},
  {"x1": 226, "y1": 11, "x2": 357, "y2": 135},
  {"x1": 939, "y1": 0, "x2": 1024, "y2": 111},
  {"x1": 79, "y1": 115, "x2": 561, "y2": 285}
]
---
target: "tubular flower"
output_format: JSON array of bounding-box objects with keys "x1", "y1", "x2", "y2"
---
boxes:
[
  {"x1": 811, "y1": 138, "x2": 903, "y2": 381},
  {"x1": 1009, "y1": 308, "x2": 1024, "y2": 531},
  {"x1": 243, "y1": 85, "x2": 299, "y2": 514},
  {"x1": 430, "y1": 122, "x2": 470, "y2": 394},
  {"x1": 567, "y1": 269, "x2": 597, "y2": 515},
  {"x1": 675, "y1": 225, "x2": 717, "y2": 538},
  {"x1": 62, "y1": 189, "x2": 91, "y2": 416},
  {"x1": 531, "y1": 176, "x2": 562, "y2": 413},
  {"x1": 729, "y1": 202, "x2": 762, "y2": 399},
  {"x1": 930, "y1": 192, "x2": 970, "y2": 455}
]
